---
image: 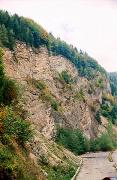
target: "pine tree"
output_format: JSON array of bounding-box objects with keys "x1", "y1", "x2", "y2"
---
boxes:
[{"x1": 0, "y1": 24, "x2": 9, "y2": 47}]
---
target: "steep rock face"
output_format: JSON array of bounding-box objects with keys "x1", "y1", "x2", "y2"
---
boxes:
[{"x1": 3, "y1": 42, "x2": 111, "y2": 139}]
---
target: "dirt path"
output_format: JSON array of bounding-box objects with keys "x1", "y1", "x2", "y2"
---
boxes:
[{"x1": 76, "y1": 151, "x2": 117, "y2": 180}]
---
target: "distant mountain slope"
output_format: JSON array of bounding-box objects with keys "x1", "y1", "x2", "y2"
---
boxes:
[{"x1": 109, "y1": 72, "x2": 117, "y2": 96}]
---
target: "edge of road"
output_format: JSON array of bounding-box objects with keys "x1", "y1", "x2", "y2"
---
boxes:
[{"x1": 71, "y1": 159, "x2": 83, "y2": 180}]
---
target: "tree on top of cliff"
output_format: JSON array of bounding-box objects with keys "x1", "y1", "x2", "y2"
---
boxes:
[{"x1": 0, "y1": 10, "x2": 106, "y2": 79}]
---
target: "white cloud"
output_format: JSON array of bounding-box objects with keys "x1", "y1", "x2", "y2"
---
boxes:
[{"x1": 0, "y1": 0, "x2": 117, "y2": 72}]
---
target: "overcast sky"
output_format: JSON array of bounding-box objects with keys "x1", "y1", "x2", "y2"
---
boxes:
[{"x1": 0, "y1": 0, "x2": 117, "y2": 72}]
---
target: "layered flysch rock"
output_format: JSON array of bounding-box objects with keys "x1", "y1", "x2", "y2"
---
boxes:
[{"x1": 3, "y1": 42, "x2": 111, "y2": 140}]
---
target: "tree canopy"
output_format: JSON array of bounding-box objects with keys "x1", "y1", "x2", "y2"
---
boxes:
[
  {"x1": 0, "y1": 10, "x2": 106, "y2": 79},
  {"x1": 109, "y1": 72, "x2": 117, "y2": 96}
]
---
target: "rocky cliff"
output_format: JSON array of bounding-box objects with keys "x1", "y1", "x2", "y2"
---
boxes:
[
  {"x1": 0, "y1": 10, "x2": 117, "y2": 180},
  {"x1": 3, "y1": 42, "x2": 111, "y2": 140},
  {"x1": 2, "y1": 41, "x2": 117, "y2": 180}
]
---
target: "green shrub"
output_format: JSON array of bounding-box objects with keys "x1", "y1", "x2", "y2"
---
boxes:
[
  {"x1": 98, "y1": 134, "x2": 114, "y2": 151},
  {"x1": 0, "y1": 147, "x2": 12, "y2": 163},
  {"x1": 2, "y1": 78, "x2": 19, "y2": 105},
  {"x1": 102, "y1": 93, "x2": 114, "y2": 104},
  {"x1": 0, "y1": 147, "x2": 15, "y2": 179},
  {"x1": 51, "y1": 98, "x2": 59, "y2": 111},
  {"x1": 101, "y1": 97, "x2": 117, "y2": 124},
  {"x1": 0, "y1": 134, "x2": 11, "y2": 145},
  {"x1": 88, "y1": 84, "x2": 95, "y2": 94},
  {"x1": 43, "y1": 164, "x2": 75, "y2": 180},
  {"x1": 95, "y1": 111, "x2": 101, "y2": 124},
  {"x1": 56, "y1": 127, "x2": 117, "y2": 155},
  {"x1": 74, "y1": 88, "x2": 85, "y2": 101},
  {"x1": 109, "y1": 72, "x2": 117, "y2": 96},
  {"x1": 56, "y1": 128, "x2": 89, "y2": 155},
  {"x1": 44, "y1": 94, "x2": 59, "y2": 111},
  {"x1": 90, "y1": 139, "x2": 100, "y2": 152},
  {"x1": 0, "y1": 144, "x2": 43, "y2": 180},
  {"x1": 0, "y1": 49, "x2": 18, "y2": 105},
  {"x1": 90, "y1": 132, "x2": 116, "y2": 152},
  {"x1": 4, "y1": 108, "x2": 33, "y2": 143},
  {"x1": 96, "y1": 78, "x2": 104, "y2": 88},
  {"x1": 58, "y1": 71, "x2": 74, "y2": 84},
  {"x1": 35, "y1": 80, "x2": 46, "y2": 90},
  {"x1": 39, "y1": 91, "x2": 59, "y2": 111},
  {"x1": 30, "y1": 79, "x2": 59, "y2": 111}
]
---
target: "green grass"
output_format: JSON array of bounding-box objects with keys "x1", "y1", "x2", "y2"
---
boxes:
[{"x1": 42, "y1": 164, "x2": 75, "y2": 180}]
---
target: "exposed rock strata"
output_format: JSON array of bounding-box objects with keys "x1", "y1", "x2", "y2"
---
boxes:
[{"x1": 3, "y1": 42, "x2": 111, "y2": 139}]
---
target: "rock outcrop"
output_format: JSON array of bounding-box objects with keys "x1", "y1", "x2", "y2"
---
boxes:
[{"x1": 3, "y1": 42, "x2": 111, "y2": 140}]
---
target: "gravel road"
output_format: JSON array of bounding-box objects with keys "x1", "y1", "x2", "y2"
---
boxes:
[{"x1": 76, "y1": 151, "x2": 117, "y2": 180}]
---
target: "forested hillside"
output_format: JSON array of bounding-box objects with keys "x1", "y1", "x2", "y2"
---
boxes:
[
  {"x1": 0, "y1": 10, "x2": 106, "y2": 79},
  {"x1": 109, "y1": 72, "x2": 117, "y2": 96}
]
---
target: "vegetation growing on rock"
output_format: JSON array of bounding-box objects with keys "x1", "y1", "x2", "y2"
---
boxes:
[
  {"x1": 0, "y1": 10, "x2": 106, "y2": 80},
  {"x1": 56, "y1": 127, "x2": 117, "y2": 155},
  {"x1": 58, "y1": 70, "x2": 74, "y2": 85},
  {"x1": 100, "y1": 93, "x2": 117, "y2": 124},
  {"x1": 109, "y1": 72, "x2": 117, "y2": 96},
  {"x1": 56, "y1": 128, "x2": 89, "y2": 155},
  {"x1": 0, "y1": 49, "x2": 44, "y2": 179}
]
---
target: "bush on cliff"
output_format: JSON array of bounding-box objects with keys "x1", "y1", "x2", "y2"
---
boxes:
[{"x1": 56, "y1": 127, "x2": 117, "y2": 155}]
